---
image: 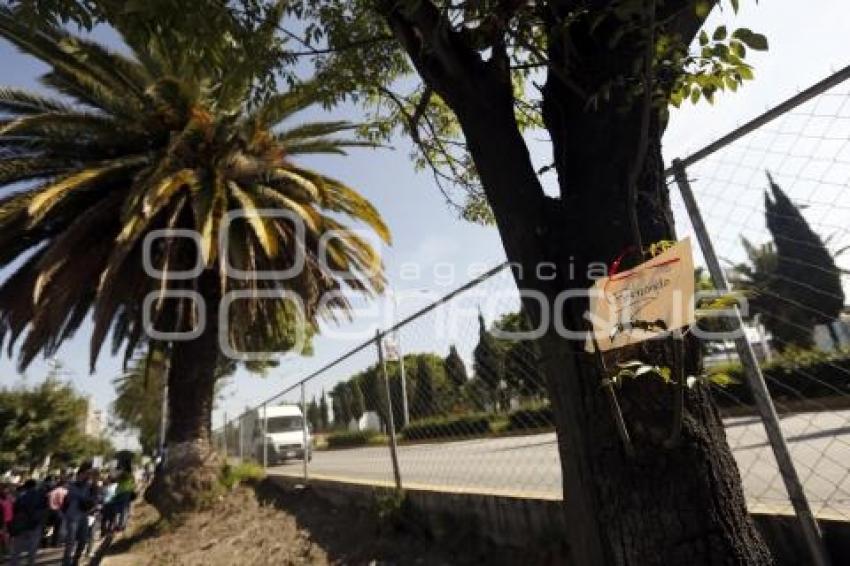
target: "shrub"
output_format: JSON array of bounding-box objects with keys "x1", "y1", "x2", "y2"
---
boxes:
[
  {"x1": 402, "y1": 413, "x2": 492, "y2": 441},
  {"x1": 710, "y1": 348, "x2": 850, "y2": 409},
  {"x1": 326, "y1": 429, "x2": 384, "y2": 449},
  {"x1": 507, "y1": 404, "x2": 554, "y2": 431},
  {"x1": 219, "y1": 461, "x2": 266, "y2": 490}
]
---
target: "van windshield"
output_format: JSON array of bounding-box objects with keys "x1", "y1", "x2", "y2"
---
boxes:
[{"x1": 266, "y1": 416, "x2": 302, "y2": 433}]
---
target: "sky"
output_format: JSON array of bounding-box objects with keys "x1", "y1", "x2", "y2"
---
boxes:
[{"x1": 0, "y1": 0, "x2": 848, "y2": 448}]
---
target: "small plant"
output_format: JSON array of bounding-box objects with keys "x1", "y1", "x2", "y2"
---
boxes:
[
  {"x1": 372, "y1": 490, "x2": 407, "y2": 532},
  {"x1": 219, "y1": 461, "x2": 266, "y2": 490}
]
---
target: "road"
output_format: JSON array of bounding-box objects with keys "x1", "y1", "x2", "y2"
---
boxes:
[{"x1": 268, "y1": 410, "x2": 850, "y2": 518}]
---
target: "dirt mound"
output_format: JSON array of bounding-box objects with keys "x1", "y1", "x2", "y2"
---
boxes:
[
  {"x1": 102, "y1": 480, "x2": 508, "y2": 565},
  {"x1": 107, "y1": 486, "x2": 324, "y2": 565}
]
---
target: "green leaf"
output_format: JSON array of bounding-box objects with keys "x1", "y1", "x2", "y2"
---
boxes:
[
  {"x1": 699, "y1": 30, "x2": 709, "y2": 46},
  {"x1": 713, "y1": 26, "x2": 727, "y2": 41},
  {"x1": 690, "y1": 87, "x2": 701, "y2": 104},
  {"x1": 708, "y1": 372, "x2": 740, "y2": 387},
  {"x1": 745, "y1": 32, "x2": 769, "y2": 51},
  {"x1": 738, "y1": 65, "x2": 754, "y2": 80},
  {"x1": 730, "y1": 0, "x2": 740, "y2": 13},
  {"x1": 695, "y1": 0, "x2": 712, "y2": 19},
  {"x1": 733, "y1": 29, "x2": 769, "y2": 51},
  {"x1": 730, "y1": 40, "x2": 746, "y2": 59}
]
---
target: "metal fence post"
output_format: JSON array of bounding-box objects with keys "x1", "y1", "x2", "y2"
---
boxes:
[
  {"x1": 376, "y1": 330, "x2": 402, "y2": 490},
  {"x1": 301, "y1": 382, "x2": 309, "y2": 482},
  {"x1": 672, "y1": 159, "x2": 830, "y2": 566},
  {"x1": 223, "y1": 412, "x2": 228, "y2": 459},
  {"x1": 238, "y1": 414, "x2": 243, "y2": 462},
  {"x1": 396, "y1": 332, "x2": 410, "y2": 429},
  {"x1": 262, "y1": 402, "x2": 268, "y2": 469},
  {"x1": 158, "y1": 370, "x2": 168, "y2": 465}
]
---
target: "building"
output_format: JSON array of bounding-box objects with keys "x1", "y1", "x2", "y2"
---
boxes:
[{"x1": 81, "y1": 398, "x2": 104, "y2": 437}]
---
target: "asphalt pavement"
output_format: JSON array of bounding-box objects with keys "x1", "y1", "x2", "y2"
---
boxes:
[{"x1": 268, "y1": 410, "x2": 850, "y2": 519}]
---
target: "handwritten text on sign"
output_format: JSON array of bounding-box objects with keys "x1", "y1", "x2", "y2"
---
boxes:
[{"x1": 586, "y1": 238, "x2": 695, "y2": 352}]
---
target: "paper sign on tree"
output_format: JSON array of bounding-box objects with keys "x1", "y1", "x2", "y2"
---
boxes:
[{"x1": 586, "y1": 238, "x2": 695, "y2": 352}]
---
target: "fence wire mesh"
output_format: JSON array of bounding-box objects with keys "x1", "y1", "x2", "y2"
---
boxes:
[
  {"x1": 669, "y1": 72, "x2": 850, "y2": 519},
  {"x1": 214, "y1": 68, "x2": 850, "y2": 522}
]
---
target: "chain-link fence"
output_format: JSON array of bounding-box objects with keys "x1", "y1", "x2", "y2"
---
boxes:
[
  {"x1": 213, "y1": 66, "x2": 850, "y2": 530},
  {"x1": 667, "y1": 65, "x2": 850, "y2": 523},
  {"x1": 214, "y1": 264, "x2": 564, "y2": 498}
]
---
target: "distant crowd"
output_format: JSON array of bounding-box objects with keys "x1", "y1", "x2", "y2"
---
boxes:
[{"x1": 0, "y1": 461, "x2": 144, "y2": 566}]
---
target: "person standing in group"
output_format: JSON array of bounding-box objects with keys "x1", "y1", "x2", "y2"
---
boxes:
[
  {"x1": 8, "y1": 479, "x2": 47, "y2": 566},
  {"x1": 100, "y1": 475, "x2": 118, "y2": 535},
  {"x1": 77, "y1": 471, "x2": 103, "y2": 559},
  {"x1": 0, "y1": 484, "x2": 14, "y2": 557},
  {"x1": 114, "y1": 467, "x2": 136, "y2": 532},
  {"x1": 61, "y1": 466, "x2": 96, "y2": 566},
  {"x1": 46, "y1": 477, "x2": 68, "y2": 547}
]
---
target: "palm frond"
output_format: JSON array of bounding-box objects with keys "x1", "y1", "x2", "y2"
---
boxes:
[
  {"x1": 250, "y1": 81, "x2": 319, "y2": 128},
  {"x1": 0, "y1": 157, "x2": 78, "y2": 185},
  {"x1": 26, "y1": 155, "x2": 148, "y2": 226},
  {"x1": 277, "y1": 121, "x2": 356, "y2": 141},
  {"x1": 228, "y1": 181, "x2": 280, "y2": 258},
  {"x1": 0, "y1": 13, "x2": 390, "y2": 372},
  {"x1": 0, "y1": 88, "x2": 71, "y2": 115}
]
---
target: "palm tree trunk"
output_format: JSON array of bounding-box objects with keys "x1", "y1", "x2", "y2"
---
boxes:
[{"x1": 146, "y1": 273, "x2": 221, "y2": 516}]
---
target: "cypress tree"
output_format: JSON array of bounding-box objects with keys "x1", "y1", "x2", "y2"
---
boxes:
[
  {"x1": 764, "y1": 173, "x2": 845, "y2": 348},
  {"x1": 472, "y1": 311, "x2": 506, "y2": 410},
  {"x1": 443, "y1": 345, "x2": 468, "y2": 391},
  {"x1": 413, "y1": 358, "x2": 437, "y2": 418},
  {"x1": 319, "y1": 390, "x2": 329, "y2": 430}
]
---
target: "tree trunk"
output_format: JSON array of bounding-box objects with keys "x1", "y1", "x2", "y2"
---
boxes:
[
  {"x1": 146, "y1": 272, "x2": 221, "y2": 516},
  {"x1": 380, "y1": 3, "x2": 773, "y2": 561},
  {"x1": 464, "y1": 103, "x2": 771, "y2": 565}
]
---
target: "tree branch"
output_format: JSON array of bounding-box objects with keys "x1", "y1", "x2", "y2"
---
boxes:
[{"x1": 282, "y1": 35, "x2": 394, "y2": 57}]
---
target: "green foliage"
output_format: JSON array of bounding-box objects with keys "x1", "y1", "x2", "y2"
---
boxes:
[
  {"x1": 306, "y1": 396, "x2": 321, "y2": 432},
  {"x1": 667, "y1": 23, "x2": 765, "y2": 108},
  {"x1": 707, "y1": 348, "x2": 850, "y2": 408},
  {"x1": 219, "y1": 460, "x2": 266, "y2": 490},
  {"x1": 318, "y1": 391, "x2": 329, "y2": 430},
  {"x1": 112, "y1": 347, "x2": 236, "y2": 454},
  {"x1": 10, "y1": 0, "x2": 769, "y2": 227},
  {"x1": 472, "y1": 311, "x2": 547, "y2": 410},
  {"x1": 325, "y1": 429, "x2": 385, "y2": 449},
  {"x1": 473, "y1": 312, "x2": 506, "y2": 401},
  {"x1": 371, "y1": 489, "x2": 407, "y2": 531},
  {"x1": 412, "y1": 357, "x2": 437, "y2": 418},
  {"x1": 506, "y1": 404, "x2": 554, "y2": 432},
  {"x1": 495, "y1": 312, "x2": 546, "y2": 399},
  {"x1": 731, "y1": 175, "x2": 845, "y2": 350},
  {"x1": 7, "y1": 0, "x2": 289, "y2": 104},
  {"x1": 343, "y1": 352, "x2": 453, "y2": 428},
  {"x1": 330, "y1": 380, "x2": 365, "y2": 426},
  {"x1": 111, "y1": 349, "x2": 166, "y2": 455},
  {"x1": 0, "y1": 7, "x2": 387, "y2": 373},
  {"x1": 764, "y1": 175, "x2": 845, "y2": 346},
  {"x1": 0, "y1": 371, "x2": 112, "y2": 470},
  {"x1": 612, "y1": 360, "x2": 673, "y2": 385},
  {"x1": 401, "y1": 413, "x2": 492, "y2": 441},
  {"x1": 443, "y1": 345, "x2": 468, "y2": 391}
]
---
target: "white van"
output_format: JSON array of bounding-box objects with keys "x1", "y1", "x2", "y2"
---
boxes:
[{"x1": 251, "y1": 404, "x2": 311, "y2": 464}]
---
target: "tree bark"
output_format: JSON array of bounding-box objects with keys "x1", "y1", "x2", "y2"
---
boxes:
[
  {"x1": 145, "y1": 272, "x2": 221, "y2": 516},
  {"x1": 380, "y1": 2, "x2": 773, "y2": 563}
]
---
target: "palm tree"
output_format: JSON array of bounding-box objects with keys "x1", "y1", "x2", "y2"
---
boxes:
[{"x1": 0, "y1": 8, "x2": 389, "y2": 513}]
